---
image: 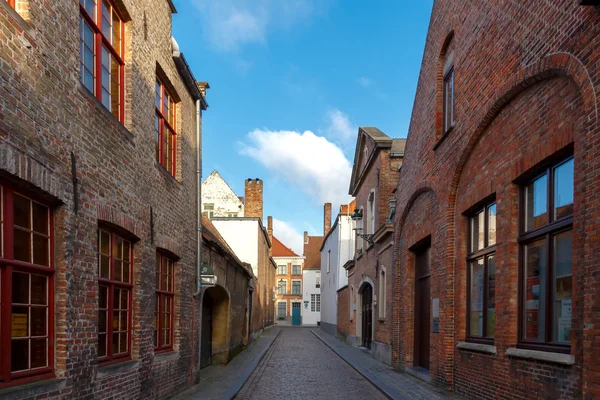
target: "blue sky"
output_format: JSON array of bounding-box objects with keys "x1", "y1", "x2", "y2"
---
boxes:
[{"x1": 173, "y1": 0, "x2": 433, "y2": 254}]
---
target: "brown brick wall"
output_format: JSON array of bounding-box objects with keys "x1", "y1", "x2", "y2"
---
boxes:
[
  {"x1": 0, "y1": 0, "x2": 203, "y2": 398},
  {"x1": 392, "y1": 1, "x2": 600, "y2": 398},
  {"x1": 244, "y1": 179, "x2": 263, "y2": 220}
]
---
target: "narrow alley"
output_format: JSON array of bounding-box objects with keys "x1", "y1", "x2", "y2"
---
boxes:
[{"x1": 235, "y1": 328, "x2": 387, "y2": 400}]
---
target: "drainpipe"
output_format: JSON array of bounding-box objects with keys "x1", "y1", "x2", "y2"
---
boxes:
[{"x1": 194, "y1": 97, "x2": 202, "y2": 298}]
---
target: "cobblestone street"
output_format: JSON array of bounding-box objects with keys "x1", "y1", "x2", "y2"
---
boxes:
[{"x1": 235, "y1": 328, "x2": 387, "y2": 400}]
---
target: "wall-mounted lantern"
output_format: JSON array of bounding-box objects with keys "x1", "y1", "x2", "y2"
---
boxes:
[
  {"x1": 200, "y1": 262, "x2": 217, "y2": 287},
  {"x1": 351, "y1": 208, "x2": 375, "y2": 244}
]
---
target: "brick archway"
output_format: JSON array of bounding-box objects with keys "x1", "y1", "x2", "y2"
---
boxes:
[{"x1": 201, "y1": 285, "x2": 230, "y2": 365}]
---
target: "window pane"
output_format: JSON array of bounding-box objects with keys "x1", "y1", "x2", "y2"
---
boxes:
[
  {"x1": 31, "y1": 307, "x2": 47, "y2": 336},
  {"x1": 32, "y1": 201, "x2": 49, "y2": 235},
  {"x1": 487, "y1": 204, "x2": 496, "y2": 246},
  {"x1": 81, "y1": 0, "x2": 97, "y2": 21},
  {"x1": 11, "y1": 306, "x2": 29, "y2": 337},
  {"x1": 553, "y1": 230, "x2": 572, "y2": 343},
  {"x1": 12, "y1": 272, "x2": 29, "y2": 304},
  {"x1": 33, "y1": 234, "x2": 49, "y2": 266},
  {"x1": 99, "y1": 333, "x2": 107, "y2": 357},
  {"x1": 11, "y1": 339, "x2": 28, "y2": 372},
  {"x1": 486, "y1": 255, "x2": 496, "y2": 337},
  {"x1": 101, "y1": 0, "x2": 111, "y2": 39},
  {"x1": 155, "y1": 114, "x2": 160, "y2": 162},
  {"x1": 110, "y1": 55, "x2": 120, "y2": 120},
  {"x1": 31, "y1": 338, "x2": 47, "y2": 369},
  {"x1": 526, "y1": 174, "x2": 548, "y2": 231},
  {"x1": 471, "y1": 211, "x2": 484, "y2": 252},
  {"x1": 554, "y1": 158, "x2": 574, "y2": 220},
  {"x1": 155, "y1": 81, "x2": 161, "y2": 109},
  {"x1": 112, "y1": 10, "x2": 121, "y2": 53},
  {"x1": 14, "y1": 193, "x2": 31, "y2": 229},
  {"x1": 14, "y1": 228, "x2": 31, "y2": 263},
  {"x1": 523, "y1": 238, "x2": 547, "y2": 341},
  {"x1": 469, "y1": 258, "x2": 484, "y2": 337},
  {"x1": 31, "y1": 275, "x2": 47, "y2": 305}
]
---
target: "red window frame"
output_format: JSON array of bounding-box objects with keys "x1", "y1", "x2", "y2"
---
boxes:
[
  {"x1": 98, "y1": 228, "x2": 133, "y2": 365},
  {"x1": 0, "y1": 184, "x2": 55, "y2": 389},
  {"x1": 442, "y1": 67, "x2": 455, "y2": 134},
  {"x1": 155, "y1": 78, "x2": 177, "y2": 176},
  {"x1": 79, "y1": 0, "x2": 125, "y2": 123},
  {"x1": 154, "y1": 253, "x2": 174, "y2": 352}
]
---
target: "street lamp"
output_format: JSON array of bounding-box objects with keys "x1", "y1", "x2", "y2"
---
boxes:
[
  {"x1": 350, "y1": 208, "x2": 374, "y2": 245},
  {"x1": 200, "y1": 262, "x2": 217, "y2": 287}
]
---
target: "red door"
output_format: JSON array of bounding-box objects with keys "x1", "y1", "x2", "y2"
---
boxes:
[{"x1": 414, "y1": 245, "x2": 431, "y2": 370}]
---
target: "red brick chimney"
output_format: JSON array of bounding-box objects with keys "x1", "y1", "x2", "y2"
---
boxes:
[
  {"x1": 267, "y1": 216, "x2": 273, "y2": 256},
  {"x1": 324, "y1": 202, "x2": 332, "y2": 235},
  {"x1": 244, "y1": 178, "x2": 263, "y2": 221}
]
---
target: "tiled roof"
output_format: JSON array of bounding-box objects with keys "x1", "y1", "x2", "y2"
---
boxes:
[{"x1": 272, "y1": 236, "x2": 299, "y2": 257}]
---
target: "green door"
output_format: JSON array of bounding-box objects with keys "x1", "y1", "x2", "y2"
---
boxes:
[{"x1": 292, "y1": 302, "x2": 301, "y2": 325}]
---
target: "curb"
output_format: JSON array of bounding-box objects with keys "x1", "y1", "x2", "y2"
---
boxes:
[
  {"x1": 310, "y1": 329, "x2": 407, "y2": 400},
  {"x1": 220, "y1": 329, "x2": 282, "y2": 400}
]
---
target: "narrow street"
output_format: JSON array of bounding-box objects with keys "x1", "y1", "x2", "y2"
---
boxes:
[{"x1": 235, "y1": 328, "x2": 387, "y2": 400}]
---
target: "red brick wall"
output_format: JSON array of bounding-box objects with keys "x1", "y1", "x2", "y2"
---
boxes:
[
  {"x1": 337, "y1": 286, "x2": 352, "y2": 336},
  {"x1": 0, "y1": 0, "x2": 203, "y2": 398},
  {"x1": 393, "y1": 1, "x2": 600, "y2": 398}
]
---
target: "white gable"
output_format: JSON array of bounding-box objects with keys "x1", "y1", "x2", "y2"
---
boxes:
[{"x1": 201, "y1": 170, "x2": 245, "y2": 217}]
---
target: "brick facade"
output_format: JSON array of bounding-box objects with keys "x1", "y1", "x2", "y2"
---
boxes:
[
  {"x1": 392, "y1": 2, "x2": 600, "y2": 398},
  {"x1": 346, "y1": 128, "x2": 404, "y2": 365},
  {"x1": 0, "y1": 0, "x2": 206, "y2": 398}
]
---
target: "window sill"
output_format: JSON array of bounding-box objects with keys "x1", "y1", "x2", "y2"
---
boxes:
[
  {"x1": 377, "y1": 318, "x2": 386, "y2": 323},
  {"x1": 0, "y1": 378, "x2": 66, "y2": 400},
  {"x1": 505, "y1": 348, "x2": 575, "y2": 365},
  {"x1": 433, "y1": 126, "x2": 454, "y2": 151},
  {"x1": 154, "y1": 350, "x2": 179, "y2": 362},
  {"x1": 77, "y1": 82, "x2": 133, "y2": 143},
  {"x1": 96, "y1": 360, "x2": 139, "y2": 379},
  {"x1": 457, "y1": 341, "x2": 496, "y2": 354}
]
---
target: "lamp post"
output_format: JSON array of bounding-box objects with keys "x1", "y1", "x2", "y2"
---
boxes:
[{"x1": 350, "y1": 208, "x2": 375, "y2": 245}]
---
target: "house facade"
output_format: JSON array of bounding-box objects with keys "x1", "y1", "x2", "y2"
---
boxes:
[
  {"x1": 302, "y1": 227, "x2": 325, "y2": 327},
  {"x1": 320, "y1": 201, "x2": 355, "y2": 337},
  {"x1": 343, "y1": 128, "x2": 404, "y2": 366},
  {"x1": 392, "y1": 1, "x2": 600, "y2": 398},
  {"x1": 272, "y1": 237, "x2": 304, "y2": 326},
  {"x1": 0, "y1": 0, "x2": 207, "y2": 398},
  {"x1": 211, "y1": 178, "x2": 275, "y2": 337},
  {"x1": 201, "y1": 170, "x2": 245, "y2": 218}
]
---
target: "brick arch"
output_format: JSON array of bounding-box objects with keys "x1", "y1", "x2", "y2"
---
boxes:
[
  {"x1": 201, "y1": 284, "x2": 231, "y2": 365},
  {"x1": 441, "y1": 53, "x2": 595, "y2": 390}
]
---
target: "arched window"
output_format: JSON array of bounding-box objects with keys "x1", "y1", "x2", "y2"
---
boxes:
[
  {"x1": 379, "y1": 267, "x2": 386, "y2": 319},
  {"x1": 437, "y1": 32, "x2": 455, "y2": 141},
  {"x1": 367, "y1": 191, "x2": 376, "y2": 235}
]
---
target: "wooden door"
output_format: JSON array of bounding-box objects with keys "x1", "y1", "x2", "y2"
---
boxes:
[
  {"x1": 362, "y1": 284, "x2": 373, "y2": 349},
  {"x1": 200, "y1": 295, "x2": 212, "y2": 369},
  {"x1": 414, "y1": 246, "x2": 431, "y2": 370}
]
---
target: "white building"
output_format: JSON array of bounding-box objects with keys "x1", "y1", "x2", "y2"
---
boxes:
[
  {"x1": 302, "y1": 268, "x2": 321, "y2": 325},
  {"x1": 320, "y1": 201, "x2": 356, "y2": 336},
  {"x1": 201, "y1": 170, "x2": 245, "y2": 218}
]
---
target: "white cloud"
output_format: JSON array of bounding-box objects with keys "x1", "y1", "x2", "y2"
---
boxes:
[
  {"x1": 192, "y1": 0, "x2": 329, "y2": 52},
  {"x1": 273, "y1": 219, "x2": 304, "y2": 256},
  {"x1": 239, "y1": 129, "x2": 352, "y2": 206},
  {"x1": 357, "y1": 77, "x2": 371, "y2": 87},
  {"x1": 325, "y1": 109, "x2": 356, "y2": 143}
]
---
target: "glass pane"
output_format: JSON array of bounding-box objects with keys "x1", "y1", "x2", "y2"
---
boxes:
[
  {"x1": 119, "y1": 332, "x2": 127, "y2": 353},
  {"x1": 12, "y1": 306, "x2": 29, "y2": 338},
  {"x1": 526, "y1": 174, "x2": 548, "y2": 231},
  {"x1": 99, "y1": 285, "x2": 108, "y2": 308},
  {"x1": 120, "y1": 311, "x2": 127, "y2": 332},
  {"x1": 487, "y1": 204, "x2": 496, "y2": 246},
  {"x1": 33, "y1": 234, "x2": 49, "y2": 266},
  {"x1": 31, "y1": 307, "x2": 47, "y2": 336},
  {"x1": 98, "y1": 334, "x2": 107, "y2": 357},
  {"x1": 486, "y1": 255, "x2": 496, "y2": 337},
  {"x1": 81, "y1": 0, "x2": 97, "y2": 21},
  {"x1": 32, "y1": 202, "x2": 48, "y2": 234},
  {"x1": 99, "y1": 230, "x2": 110, "y2": 255},
  {"x1": 31, "y1": 338, "x2": 47, "y2": 369},
  {"x1": 122, "y1": 261, "x2": 130, "y2": 284},
  {"x1": 155, "y1": 81, "x2": 161, "y2": 109},
  {"x1": 14, "y1": 228, "x2": 31, "y2": 263},
  {"x1": 554, "y1": 159, "x2": 574, "y2": 220},
  {"x1": 12, "y1": 272, "x2": 29, "y2": 304},
  {"x1": 114, "y1": 260, "x2": 122, "y2": 282},
  {"x1": 469, "y1": 258, "x2": 484, "y2": 337},
  {"x1": 123, "y1": 240, "x2": 130, "y2": 261},
  {"x1": 114, "y1": 235, "x2": 122, "y2": 259},
  {"x1": 14, "y1": 193, "x2": 31, "y2": 229},
  {"x1": 523, "y1": 238, "x2": 547, "y2": 341},
  {"x1": 11, "y1": 339, "x2": 29, "y2": 372},
  {"x1": 100, "y1": 254, "x2": 110, "y2": 278},
  {"x1": 99, "y1": 310, "x2": 107, "y2": 333},
  {"x1": 121, "y1": 289, "x2": 128, "y2": 309},
  {"x1": 553, "y1": 230, "x2": 572, "y2": 343},
  {"x1": 112, "y1": 332, "x2": 119, "y2": 354},
  {"x1": 112, "y1": 11, "x2": 121, "y2": 53},
  {"x1": 110, "y1": 55, "x2": 120, "y2": 120},
  {"x1": 31, "y1": 275, "x2": 47, "y2": 305},
  {"x1": 471, "y1": 211, "x2": 484, "y2": 252},
  {"x1": 155, "y1": 115, "x2": 160, "y2": 162}
]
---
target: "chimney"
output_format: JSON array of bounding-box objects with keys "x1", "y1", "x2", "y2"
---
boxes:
[
  {"x1": 324, "y1": 203, "x2": 332, "y2": 235},
  {"x1": 304, "y1": 231, "x2": 309, "y2": 244},
  {"x1": 267, "y1": 216, "x2": 273, "y2": 256},
  {"x1": 244, "y1": 178, "x2": 263, "y2": 221}
]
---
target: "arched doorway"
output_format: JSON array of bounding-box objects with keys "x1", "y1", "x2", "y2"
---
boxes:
[
  {"x1": 360, "y1": 283, "x2": 373, "y2": 349},
  {"x1": 200, "y1": 285, "x2": 230, "y2": 369}
]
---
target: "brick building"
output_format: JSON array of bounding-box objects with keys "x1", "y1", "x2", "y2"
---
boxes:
[
  {"x1": 0, "y1": 0, "x2": 208, "y2": 399},
  {"x1": 211, "y1": 178, "x2": 275, "y2": 339},
  {"x1": 343, "y1": 128, "x2": 404, "y2": 366},
  {"x1": 200, "y1": 217, "x2": 253, "y2": 369},
  {"x1": 392, "y1": 1, "x2": 600, "y2": 398},
  {"x1": 273, "y1": 236, "x2": 304, "y2": 326}
]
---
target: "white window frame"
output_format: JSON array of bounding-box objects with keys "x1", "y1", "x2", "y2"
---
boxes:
[
  {"x1": 277, "y1": 301, "x2": 287, "y2": 318},
  {"x1": 367, "y1": 190, "x2": 375, "y2": 235},
  {"x1": 311, "y1": 294, "x2": 321, "y2": 312},
  {"x1": 291, "y1": 279, "x2": 302, "y2": 296},
  {"x1": 277, "y1": 264, "x2": 287, "y2": 275},
  {"x1": 292, "y1": 264, "x2": 302, "y2": 275},
  {"x1": 277, "y1": 279, "x2": 287, "y2": 295}
]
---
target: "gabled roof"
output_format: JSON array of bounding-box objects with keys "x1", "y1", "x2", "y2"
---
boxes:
[
  {"x1": 272, "y1": 236, "x2": 300, "y2": 257},
  {"x1": 348, "y1": 127, "x2": 406, "y2": 196}
]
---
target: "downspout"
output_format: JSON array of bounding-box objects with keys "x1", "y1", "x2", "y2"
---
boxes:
[{"x1": 194, "y1": 97, "x2": 202, "y2": 298}]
